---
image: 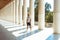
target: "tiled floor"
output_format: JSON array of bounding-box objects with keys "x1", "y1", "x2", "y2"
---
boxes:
[{"x1": 46, "y1": 34, "x2": 60, "y2": 40}]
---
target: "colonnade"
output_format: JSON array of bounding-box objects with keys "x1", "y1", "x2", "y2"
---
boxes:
[
  {"x1": 13, "y1": 0, "x2": 45, "y2": 30},
  {"x1": 13, "y1": 0, "x2": 60, "y2": 34}
]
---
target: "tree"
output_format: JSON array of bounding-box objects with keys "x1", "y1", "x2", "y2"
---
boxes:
[
  {"x1": 45, "y1": 2, "x2": 51, "y2": 16},
  {"x1": 46, "y1": 12, "x2": 53, "y2": 23},
  {"x1": 45, "y1": 2, "x2": 53, "y2": 23},
  {"x1": 34, "y1": 0, "x2": 38, "y2": 21},
  {"x1": 34, "y1": 1, "x2": 53, "y2": 23}
]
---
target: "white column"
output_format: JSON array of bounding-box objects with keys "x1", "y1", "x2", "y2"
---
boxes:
[
  {"x1": 19, "y1": 0, "x2": 23, "y2": 25},
  {"x1": 38, "y1": 0, "x2": 45, "y2": 30},
  {"x1": 14, "y1": 0, "x2": 19, "y2": 24},
  {"x1": 13, "y1": 0, "x2": 16, "y2": 24},
  {"x1": 29, "y1": 0, "x2": 35, "y2": 27},
  {"x1": 54, "y1": 0, "x2": 60, "y2": 33},
  {"x1": 23, "y1": 0, "x2": 27, "y2": 26},
  {"x1": 16, "y1": 0, "x2": 19, "y2": 24}
]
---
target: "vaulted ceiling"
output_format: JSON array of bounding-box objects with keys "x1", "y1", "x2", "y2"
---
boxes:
[{"x1": 0, "y1": 0, "x2": 11, "y2": 9}]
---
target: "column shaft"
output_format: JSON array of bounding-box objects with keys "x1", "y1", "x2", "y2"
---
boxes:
[
  {"x1": 13, "y1": 0, "x2": 16, "y2": 24},
  {"x1": 19, "y1": 0, "x2": 23, "y2": 25},
  {"x1": 14, "y1": 0, "x2": 19, "y2": 24},
  {"x1": 54, "y1": 0, "x2": 60, "y2": 33},
  {"x1": 38, "y1": 0, "x2": 45, "y2": 29},
  {"x1": 23, "y1": 0, "x2": 27, "y2": 26},
  {"x1": 29, "y1": 0, "x2": 35, "y2": 27},
  {"x1": 16, "y1": 0, "x2": 19, "y2": 24}
]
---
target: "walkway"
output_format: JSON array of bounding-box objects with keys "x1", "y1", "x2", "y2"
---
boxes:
[
  {"x1": 0, "y1": 20, "x2": 53, "y2": 40},
  {"x1": 46, "y1": 34, "x2": 60, "y2": 40}
]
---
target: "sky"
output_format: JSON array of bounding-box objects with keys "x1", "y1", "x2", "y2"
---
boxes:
[{"x1": 26, "y1": 0, "x2": 54, "y2": 11}]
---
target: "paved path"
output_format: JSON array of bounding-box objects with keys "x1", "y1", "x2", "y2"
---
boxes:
[
  {"x1": 0, "y1": 20, "x2": 53, "y2": 40},
  {"x1": 46, "y1": 34, "x2": 60, "y2": 40}
]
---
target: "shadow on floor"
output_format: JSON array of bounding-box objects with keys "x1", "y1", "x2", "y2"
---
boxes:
[
  {"x1": 46, "y1": 34, "x2": 60, "y2": 40},
  {"x1": 18, "y1": 30, "x2": 41, "y2": 40}
]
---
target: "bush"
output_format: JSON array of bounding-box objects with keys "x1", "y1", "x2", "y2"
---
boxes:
[{"x1": 45, "y1": 12, "x2": 53, "y2": 23}]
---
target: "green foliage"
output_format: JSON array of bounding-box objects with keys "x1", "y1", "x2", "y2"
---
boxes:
[
  {"x1": 45, "y1": 2, "x2": 51, "y2": 17},
  {"x1": 45, "y1": 2, "x2": 53, "y2": 23},
  {"x1": 34, "y1": 0, "x2": 53, "y2": 23},
  {"x1": 34, "y1": 0, "x2": 38, "y2": 8},
  {"x1": 35, "y1": 7, "x2": 38, "y2": 21},
  {"x1": 45, "y1": 12, "x2": 53, "y2": 23},
  {"x1": 45, "y1": 2, "x2": 51, "y2": 12},
  {"x1": 34, "y1": 0, "x2": 38, "y2": 21}
]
